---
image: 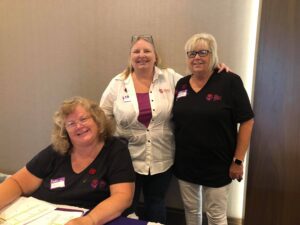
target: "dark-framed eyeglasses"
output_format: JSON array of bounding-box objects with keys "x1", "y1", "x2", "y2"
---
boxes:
[
  {"x1": 187, "y1": 50, "x2": 210, "y2": 58},
  {"x1": 131, "y1": 34, "x2": 154, "y2": 44}
]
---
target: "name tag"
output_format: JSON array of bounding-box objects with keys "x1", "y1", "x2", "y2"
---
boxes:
[
  {"x1": 50, "y1": 177, "x2": 65, "y2": 189},
  {"x1": 177, "y1": 90, "x2": 187, "y2": 99},
  {"x1": 122, "y1": 95, "x2": 131, "y2": 102}
]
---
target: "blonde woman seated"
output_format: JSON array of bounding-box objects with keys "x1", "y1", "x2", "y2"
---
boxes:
[{"x1": 0, "y1": 96, "x2": 135, "y2": 225}]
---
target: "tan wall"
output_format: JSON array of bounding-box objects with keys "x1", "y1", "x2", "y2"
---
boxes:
[{"x1": 0, "y1": 0, "x2": 256, "y2": 217}]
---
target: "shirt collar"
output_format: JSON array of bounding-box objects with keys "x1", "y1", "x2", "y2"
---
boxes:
[{"x1": 153, "y1": 66, "x2": 164, "y2": 81}]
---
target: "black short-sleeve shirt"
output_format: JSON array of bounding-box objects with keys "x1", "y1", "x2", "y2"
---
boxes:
[
  {"x1": 26, "y1": 137, "x2": 135, "y2": 209},
  {"x1": 172, "y1": 71, "x2": 254, "y2": 187}
]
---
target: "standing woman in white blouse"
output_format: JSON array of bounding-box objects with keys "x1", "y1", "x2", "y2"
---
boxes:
[
  {"x1": 100, "y1": 35, "x2": 229, "y2": 224},
  {"x1": 100, "y1": 35, "x2": 181, "y2": 224}
]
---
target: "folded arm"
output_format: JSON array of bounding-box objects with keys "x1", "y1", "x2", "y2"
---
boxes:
[{"x1": 66, "y1": 182, "x2": 134, "y2": 225}]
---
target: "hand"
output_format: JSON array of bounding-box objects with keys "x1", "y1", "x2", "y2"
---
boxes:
[
  {"x1": 229, "y1": 162, "x2": 244, "y2": 182},
  {"x1": 65, "y1": 215, "x2": 95, "y2": 225},
  {"x1": 217, "y1": 63, "x2": 232, "y2": 73}
]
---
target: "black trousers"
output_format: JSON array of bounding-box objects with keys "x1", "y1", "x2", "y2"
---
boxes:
[{"x1": 125, "y1": 167, "x2": 173, "y2": 224}]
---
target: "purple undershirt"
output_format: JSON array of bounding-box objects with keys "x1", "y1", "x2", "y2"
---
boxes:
[{"x1": 136, "y1": 93, "x2": 152, "y2": 128}]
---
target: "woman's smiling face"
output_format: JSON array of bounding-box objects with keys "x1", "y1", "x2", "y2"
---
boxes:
[
  {"x1": 130, "y1": 39, "x2": 156, "y2": 71},
  {"x1": 65, "y1": 105, "x2": 99, "y2": 148},
  {"x1": 187, "y1": 42, "x2": 212, "y2": 75}
]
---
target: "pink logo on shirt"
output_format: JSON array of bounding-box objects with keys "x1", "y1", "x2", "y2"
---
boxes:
[
  {"x1": 213, "y1": 94, "x2": 222, "y2": 101},
  {"x1": 159, "y1": 88, "x2": 170, "y2": 93},
  {"x1": 99, "y1": 180, "x2": 107, "y2": 190},
  {"x1": 206, "y1": 93, "x2": 214, "y2": 101},
  {"x1": 91, "y1": 179, "x2": 99, "y2": 189},
  {"x1": 89, "y1": 168, "x2": 97, "y2": 175},
  {"x1": 206, "y1": 93, "x2": 222, "y2": 102}
]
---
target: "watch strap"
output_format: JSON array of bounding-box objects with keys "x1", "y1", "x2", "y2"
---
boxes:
[{"x1": 233, "y1": 157, "x2": 243, "y2": 165}]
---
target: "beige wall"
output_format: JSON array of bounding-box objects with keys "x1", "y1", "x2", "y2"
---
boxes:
[{"x1": 0, "y1": 0, "x2": 256, "y2": 218}]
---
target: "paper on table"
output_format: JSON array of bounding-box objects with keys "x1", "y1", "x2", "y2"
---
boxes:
[
  {"x1": 0, "y1": 197, "x2": 87, "y2": 225},
  {"x1": 28, "y1": 209, "x2": 85, "y2": 225},
  {"x1": 0, "y1": 197, "x2": 56, "y2": 225}
]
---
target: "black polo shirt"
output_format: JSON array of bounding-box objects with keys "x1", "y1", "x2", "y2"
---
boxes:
[
  {"x1": 172, "y1": 71, "x2": 254, "y2": 187},
  {"x1": 27, "y1": 137, "x2": 135, "y2": 209}
]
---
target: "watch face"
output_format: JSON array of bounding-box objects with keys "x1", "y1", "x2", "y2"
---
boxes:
[{"x1": 234, "y1": 159, "x2": 243, "y2": 165}]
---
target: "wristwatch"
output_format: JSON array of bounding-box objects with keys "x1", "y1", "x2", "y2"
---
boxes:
[{"x1": 233, "y1": 157, "x2": 243, "y2": 165}]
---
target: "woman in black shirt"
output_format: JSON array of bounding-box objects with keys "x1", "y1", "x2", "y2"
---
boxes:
[{"x1": 172, "y1": 33, "x2": 254, "y2": 225}]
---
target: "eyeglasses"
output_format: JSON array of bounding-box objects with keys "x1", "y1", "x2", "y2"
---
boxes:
[
  {"x1": 65, "y1": 116, "x2": 91, "y2": 129},
  {"x1": 131, "y1": 35, "x2": 154, "y2": 44},
  {"x1": 187, "y1": 50, "x2": 210, "y2": 58}
]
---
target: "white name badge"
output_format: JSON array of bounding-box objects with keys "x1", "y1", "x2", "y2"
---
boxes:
[
  {"x1": 50, "y1": 177, "x2": 65, "y2": 189},
  {"x1": 177, "y1": 90, "x2": 187, "y2": 99},
  {"x1": 122, "y1": 95, "x2": 131, "y2": 102}
]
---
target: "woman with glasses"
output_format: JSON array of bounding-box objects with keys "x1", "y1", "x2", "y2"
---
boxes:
[
  {"x1": 172, "y1": 33, "x2": 254, "y2": 225},
  {"x1": 0, "y1": 96, "x2": 135, "y2": 225},
  {"x1": 100, "y1": 35, "x2": 230, "y2": 224}
]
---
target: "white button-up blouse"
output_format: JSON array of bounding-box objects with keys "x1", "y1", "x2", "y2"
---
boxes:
[{"x1": 100, "y1": 67, "x2": 182, "y2": 175}]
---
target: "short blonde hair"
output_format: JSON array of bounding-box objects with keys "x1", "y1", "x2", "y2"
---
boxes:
[
  {"x1": 51, "y1": 96, "x2": 114, "y2": 154},
  {"x1": 122, "y1": 35, "x2": 164, "y2": 78},
  {"x1": 184, "y1": 33, "x2": 219, "y2": 72}
]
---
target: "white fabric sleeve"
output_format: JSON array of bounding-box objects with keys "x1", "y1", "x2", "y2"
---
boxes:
[{"x1": 99, "y1": 78, "x2": 118, "y2": 120}]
